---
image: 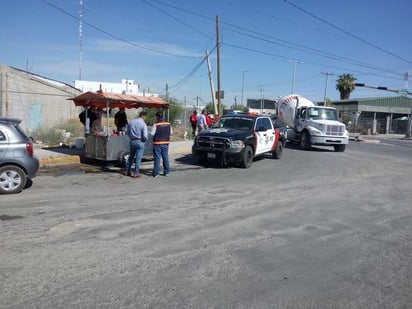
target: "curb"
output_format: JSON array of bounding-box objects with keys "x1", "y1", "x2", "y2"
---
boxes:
[{"x1": 39, "y1": 155, "x2": 81, "y2": 167}]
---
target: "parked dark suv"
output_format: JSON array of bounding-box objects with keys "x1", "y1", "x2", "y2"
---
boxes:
[{"x1": 0, "y1": 118, "x2": 39, "y2": 194}]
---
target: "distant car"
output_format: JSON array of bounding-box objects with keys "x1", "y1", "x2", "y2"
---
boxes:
[
  {"x1": 0, "y1": 118, "x2": 39, "y2": 194},
  {"x1": 270, "y1": 114, "x2": 296, "y2": 142}
]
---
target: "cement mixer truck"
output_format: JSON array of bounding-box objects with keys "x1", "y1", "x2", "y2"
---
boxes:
[{"x1": 277, "y1": 94, "x2": 349, "y2": 152}]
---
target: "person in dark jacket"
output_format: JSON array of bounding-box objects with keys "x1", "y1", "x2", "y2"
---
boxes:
[
  {"x1": 151, "y1": 111, "x2": 173, "y2": 177},
  {"x1": 114, "y1": 107, "x2": 128, "y2": 133}
]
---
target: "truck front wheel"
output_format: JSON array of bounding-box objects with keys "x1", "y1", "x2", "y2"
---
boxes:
[
  {"x1": 241, "y1": 146, "x2": 253, "y2": 168},
  {"x1": 334, "y1": 144, "x2": 346, "y2": 152},
  {"x1": 300, "y1": 131, "x2": 311, "y2": 150}
]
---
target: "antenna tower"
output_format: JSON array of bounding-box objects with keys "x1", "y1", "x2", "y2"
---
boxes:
[{"x1": 79, "y1": 0, "x2": 83, "y2": 80}]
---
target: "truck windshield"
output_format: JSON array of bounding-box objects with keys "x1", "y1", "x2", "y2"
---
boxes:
[
  {"x1": 214, "y1": 117, "x2": 253, "y2": 131},
  {"x1": 307, "y1": 107, "x2": 338, "y2": 121}
]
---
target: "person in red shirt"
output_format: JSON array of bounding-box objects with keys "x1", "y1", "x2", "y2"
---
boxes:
[
  {"x1": 189, "y1": 110, "x2": 197, "y2": 138},
  {"x1": 205, "y1": 112, "x2": 213, "y2": 128}
]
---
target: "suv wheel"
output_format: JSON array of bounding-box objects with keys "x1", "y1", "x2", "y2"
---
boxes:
[
  {"x1": 241, "y1": 146, "x2": 253, "y2": 168},
  {"x1": 0, "y1": 166, "x2": 27, "y2": 194},
  {"x1": 272, "y1": 141, "x2": 283, "y2": 159}
]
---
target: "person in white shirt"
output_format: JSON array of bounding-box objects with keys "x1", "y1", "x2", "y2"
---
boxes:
[{"x1": 196, "y1": 109, "x2": 208, "y2": 133}]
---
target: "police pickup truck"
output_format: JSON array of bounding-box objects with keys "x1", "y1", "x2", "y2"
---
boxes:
[{"x1": 192, "y1": 114, "x2": 284, "y2": 168}]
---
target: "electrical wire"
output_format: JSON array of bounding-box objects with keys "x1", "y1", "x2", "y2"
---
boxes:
[
  {"x1": 223, "y1": 26, "x2": 397, "y2": 76},
  {"x1": 40, "y1": 0, "x2": 201, "y2": 59},
  {"x1": 283, "y1": 0, "x2": 412, "y2": 65},
  {"x1": 169, "y1": 45, "x2": 217, "y2": 92},
  {"x1": 141, "y1": 0, "x2": 214, "y2": 40},
  {"x1": 145, "y1": 0, "x2": 406, "y2": 77}
]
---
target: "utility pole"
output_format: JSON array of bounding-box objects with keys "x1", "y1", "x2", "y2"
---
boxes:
[
  {"x1": 166, "y1": 83, "x2": 169, "y2": 121},
  {"x1": 288, "y1": 60, "x2": 302, "y2": 93},
  {"x1": 216, "y1": 15, "x2": 221, "y2": 117},
  {"x1": 205, "y1": 50, "x2": 217, "y2": 114},
  {"x1": 79, "y1": 0, "x2": 83, "y2": 80},
  {"x1": 259, "y1": 85, "x2": 264, "y2": 114},
  {"x1": 321, "y1": 72, "x2": 334, "y2": 106},
  {"x1": 241, "y1": 70, "x2": 248, "y2": 107}
]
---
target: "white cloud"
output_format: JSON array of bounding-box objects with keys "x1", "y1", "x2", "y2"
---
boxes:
[{"x1": 85, "y1": 39, "x2": 203, "y2": 58}]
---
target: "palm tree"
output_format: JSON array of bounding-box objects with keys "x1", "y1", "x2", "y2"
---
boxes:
[{"x1": 336, "y1": 74, "x2": 357, "y2": 99}]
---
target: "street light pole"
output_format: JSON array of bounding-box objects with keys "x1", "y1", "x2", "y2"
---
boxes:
[
  {"x1": 322, "y1": 72, "x2": 334, "y2": 106},
  {"x1": 241, "y1": 70, "x2": 248, "y2": 107},
  {"x1": 288, "y1": 60, "x2": 302, "y2": 93}
]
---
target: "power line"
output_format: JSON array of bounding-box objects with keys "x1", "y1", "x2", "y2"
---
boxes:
[
  {"x1": 223, "y1": 26, "x2": 399, "y2": 76},
  {"x1": 283, "y1": 0, "x2": 412, "y2": 65},
  {"x1": 141, "y1": 0, "x2": 214, "y2": 40},
  {"x1": 146, "y1": 0, "x2": 404, "y2": 77},
  {"x1": 169, "y1": 45, "x2": 217, "y2": 92},
  {"x1": 40, "y1": 0, "x2": 201, "y2": 59},
  {"x1": 223, "y1": 42, "x2": 402, "y2": 82}
]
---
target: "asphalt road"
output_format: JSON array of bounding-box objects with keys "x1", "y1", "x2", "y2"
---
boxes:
[{"x1": 1, "y1": 140, "x2": 411, "y2": 308}]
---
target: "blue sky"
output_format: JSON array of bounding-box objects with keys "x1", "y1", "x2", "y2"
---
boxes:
[{"x1": 1, "y1": 0, "x2": 411, "y2": 106}]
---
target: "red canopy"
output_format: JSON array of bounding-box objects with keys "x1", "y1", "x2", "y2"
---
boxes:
[{"x1": 68, "y1": 91, "x2": 169, "y2": 109}]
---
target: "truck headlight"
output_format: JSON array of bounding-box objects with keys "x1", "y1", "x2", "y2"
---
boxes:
[
  {"x1": 309, "y1": 127, "x2": 322, "y2": 136},
  {"x1": 230, "y1": 140, "x2": 245, "y2": 148}
]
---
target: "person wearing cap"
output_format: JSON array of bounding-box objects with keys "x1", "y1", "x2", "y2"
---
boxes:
[
  {"x1": 189, "y1": 110, "x2": 197, "y2": 138},
  {"x1": 125, "y1": 111, "x2": 148, "y2": 178},
  {"x1": 151, "y1": 111, "x2": 173, "y2": 177}
]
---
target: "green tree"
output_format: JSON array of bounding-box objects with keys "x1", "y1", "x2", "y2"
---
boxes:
[
  {"x1": 205, "y1": 102, "x2": 228, "y2": 115},
  {"x1": 336, "y1": 73, "x2": 357, "y2": 100},
  {"x1": 143, "y1": 97, "x2": 183, "y2": 126},
  {"x1": 325, "y1": 98, "x2": 334, "y2": 107}
]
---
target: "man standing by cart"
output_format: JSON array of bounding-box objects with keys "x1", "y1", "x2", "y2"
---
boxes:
[
  {"x1": 151, "y1": 111, "x2": 172, "y2": 177},
  {"x1": 125, "y1": 111, "x2": 148, "y2": 178},
  {"x1": 114, "y1": 107, "x2": 128, "y2": 133}
]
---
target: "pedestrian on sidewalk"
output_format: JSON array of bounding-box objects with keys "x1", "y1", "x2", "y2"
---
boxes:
[
  {"x1": 151, "y1": 111, "x2": 172, "y2": 177},
  {"x1": 189, "y1": 110, "x2": 197, "y2": 138},
  {"x1": 125, "y1": 111, "x2": 148, "y2": 178},
  {"x1": 197, "y1": 109, "x2": 208, "y2": 133}
]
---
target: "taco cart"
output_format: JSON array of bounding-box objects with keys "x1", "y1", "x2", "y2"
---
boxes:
[{"x1": 69, "y1": 90, "x2": 168, "y2": 162}]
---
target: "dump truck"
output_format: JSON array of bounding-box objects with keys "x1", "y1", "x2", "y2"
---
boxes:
[{"x1": 277, "y1": 94, "x2": 349, "y2": 152}]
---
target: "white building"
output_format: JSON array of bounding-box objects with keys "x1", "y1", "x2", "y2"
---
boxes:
[{"x1": 74, "y1": 79, "x2": 159, "y2": 97}]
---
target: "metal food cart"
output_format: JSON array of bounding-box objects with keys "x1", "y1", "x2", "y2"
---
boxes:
[{"x1": 69, "y1": 90, "x2": 168, "y2": 163}]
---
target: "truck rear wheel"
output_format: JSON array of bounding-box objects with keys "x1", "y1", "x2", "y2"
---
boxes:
[
  {"x1": 334, "y1": 144, "x2": 346, "y2": 152},
  {"x1": 241, "y1": 146, "x2": 253, "y2": 168},
  {"x1": 300, "y1": 131, "x2": 311, "y2": 150},
  {"x1": 272, "y1": 141, "x2": 283, "y2": 159}
]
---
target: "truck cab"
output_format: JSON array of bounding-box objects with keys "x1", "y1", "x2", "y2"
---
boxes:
[{"x1": 296, "y1": 106, "x2": 348, "y2": 151}]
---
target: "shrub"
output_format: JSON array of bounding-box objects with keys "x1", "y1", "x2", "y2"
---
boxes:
[{"x1": 31, "y1": 118, "x2": 84, "y2": 146}]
